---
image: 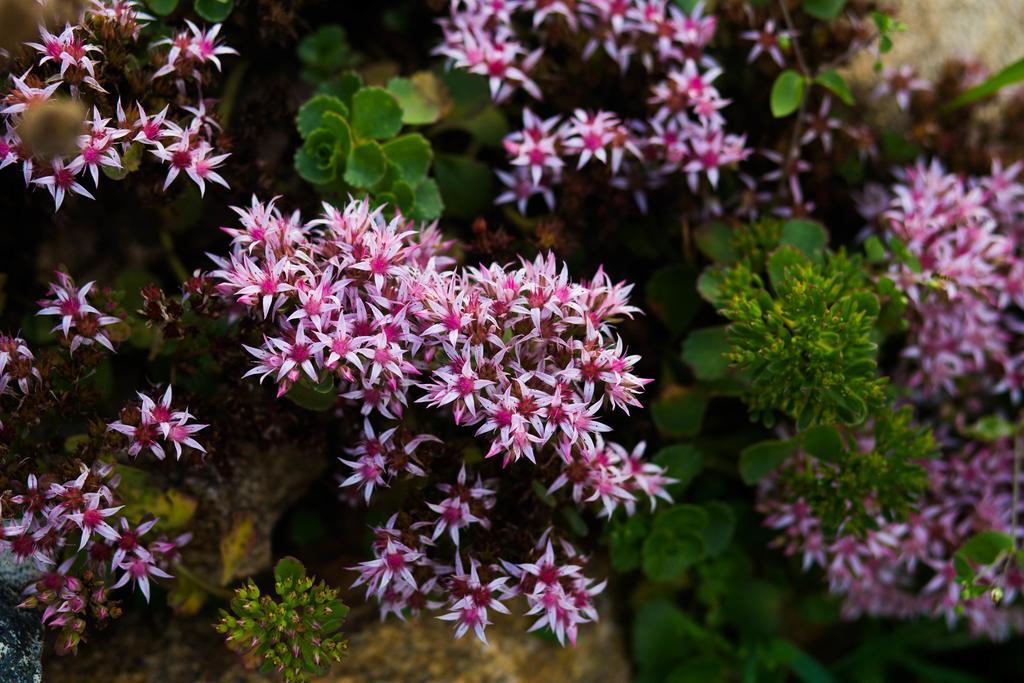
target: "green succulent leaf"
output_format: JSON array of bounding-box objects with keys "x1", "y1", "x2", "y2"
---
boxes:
[
  {"x1": 297, "y1": 95, "x2": 349, "y2": 138},
  {"x1": 381, "y1": 134, "x2": 433, "y2": 184},
  {"x1": 344, "y1": 141, "x2": 388, "y2": 188},
  {"x1": 351, "y1": 87, "x2": 404, "y2": 140},
  {"x1": 410, "y1": 178, "x2": 444, "y2": 221},
  {"x1": 194, "y1": 0, "x2": 234, "y2": 22}
]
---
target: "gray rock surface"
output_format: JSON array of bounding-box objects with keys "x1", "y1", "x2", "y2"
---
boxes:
[{"x1": 0, "y1": 551, "x2": 42, "y2": 683}]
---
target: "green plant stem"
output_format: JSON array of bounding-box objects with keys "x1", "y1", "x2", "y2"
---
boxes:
[{"x1": 159, "y1": 227, "x2": 190, "y2": 284}]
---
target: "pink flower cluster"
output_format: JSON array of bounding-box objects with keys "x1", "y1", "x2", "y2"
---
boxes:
[
  {"x1": 36, "y1": 270, "x2": 121, "y2": 352},
  {"x1": 208, "y1": 195, "x2": 672, "y2": 644},
  {"x1": 354, "y1": 518, "x2": 606, "y2": 646},
  {"x1": 0, "y1": 334, "x2": 40, "y2": 397},
  {"x1": 107, "y1": 386, "x2": 208, "y2": 461},
  {"x1": 435, "y1": 0, "x2": 749, "y2": 214},
  {"x1": 0, "y1": 463, "x2": 189, "y2": 652},
  {"x1": 758, "y1": 439, "x2": 1024, "y2": 640},
  {"x1": 860, "y1": 159, "x2": 1024, "y2": 400},
  {"x1": 0, "y1": 2, "x2": 234, "y2": 209}
]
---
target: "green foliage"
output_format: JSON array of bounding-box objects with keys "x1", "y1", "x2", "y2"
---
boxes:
[
  {"x1": 646, "y1": 264, "x2": 700, "y2": 336},
  {"x1": 216, "y1": 557, "x2": 348, "y2": 682},
  {"x1": 945, "y1": 55, "x2": 1024, "y2": 112},
  {"x1": 715, "y1": 239, "x2": 886, "y2": 429},
  {"x1": 803, "y1": 0, "x2": 846, "y2": 21},
  {"x1": 652, "y1": 387, "x2": 708, "y2": 437},
  {"x1": 298, "y1": 25, "x2": 356, "y2": 82},
  {"x1": 770, "y1": 70, "x2": 806, "y2": 118},
  {"x1": 870, "y1": 11, "x2": 907, "y2": 69},
  {"x1": 779, "y1": 407, "x2": 932, "y2": 536},
  {"x1": 294, "y1": 74, "x2": 443, "y2": 220},
  {"x1": 814, "y1": 70, "x2": 855, "y2": 105},
  {"x1": 698, "y1": 220, "x2": 933, "y2": 535},
  {"x1": 145, "y1": 0, "x2": 233, "y2": 21}
]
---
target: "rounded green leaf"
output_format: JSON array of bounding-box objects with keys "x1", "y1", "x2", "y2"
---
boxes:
[
  {"x1": 298, "y1": 25, "x2": 352, "y2": 72},
  {"x1": 284, "y1": 375, "x2": 337, "y2": 411},
  {"x1": 814, "y1": 69, "x2": 854, "y2": 105},
  {"x1": 803, "y1": 0, "x2": 847, "y2": 20},
  {"x1": 957, "y1": 531, "x2": 1014, "y2": 566},
  {"x1": 146, "y1": 0, "x2": 179, "y2": 14},
  {"x1": 633, "y1": 600, "x2": 692, "y2": 672},
  {"x1": 318, "y1": 72, "x2": 364, "y2": 109},
  {"x1": 653, "y1": 444, "x2": 704, "y2": 492},
  {"x1": 433, "y1": 154, "x2": 494, "y2": 218},
  {"x1": 295, "y1": 148, "x2": 335, "y2": 185},
  {"x1": 739, "y1": 439, "x2": 796, "y2": 485},
  {"x1": 411, "y1": 178, "x2": 444, "y2": 221},
  {"x1": 274, "y1": 556, "x2": 307, "y2": 587},
  {"x1": 194, "y1": 0, "x2": 234, "y2": 22},
  {"x1": 381, "y1": 134, "x2": 432, "y2": 184},
  {"x1": 320, "y1": 112, "x2": 353, "y2": 159},
  {"x1": 610, "y1": 515, "x2": 650, "y2": 572},
  {"x1": 770, "y1": 69, "x2": 806, "y2": 118},
  {"x1": 344, "y1": 141, "x2": 387, "y2": 188},
  {"x1": 652, "y1": 388, "x2": 707, "y2": 438},
  {"x1": 654, "y1": 505, "x2": 709, "y2": 536},
  {"x1": 391, "y1": 180, "x2": 415, "y2": 213},
  {"x1": 646, "y1": 265, "x2": 699, "y2": 336},
  {"x1": 780, "y1": 219, "x2": 828, "y2": 258},
  {"x1": 700, "y1": 502, "x2": 736, "y2": 556},
  {"x1": 386, "y1": 74, "x2": 447, "y2": 125},
  {"x1": 297, "y1": 95, "x2": 349, "y2": 138},
  {"x1": 642, "y1": 528, "x2": 706, "y2": 582},
  {"x1": 351, "y1": 87, "x2": 403, "y2": 140},
  {"x1": 681, "y1": 326, "x2": 729, "y2": 381},
  {"x1": 694, "y1": 221, "x2": 737, "y2": 265},
  {"x1": 801, "y1": 425, "x2": 845, "y2": 462}
]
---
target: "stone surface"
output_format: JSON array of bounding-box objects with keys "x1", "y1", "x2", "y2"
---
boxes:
[
  {"x1": 0, "y1": 591, "x2": 42, "y2": 683},
  {"x1": 171, "y1": 441, "x2": 329, "y2": 589},
  {"x1": 849, "y1": 0, "x2": 1024, "y2": 81},
  {"x1": 332, "y1": 605, "x2": 630, "y2": 683},
  {"x1": 47, "y1": 600, "x2": 630, "y2": 683},
  {"x1": 845, "y1": 0, "x2": 1024, "y2": 118}
]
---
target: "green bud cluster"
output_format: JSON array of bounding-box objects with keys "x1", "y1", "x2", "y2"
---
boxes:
[{"x1": 216, "y1": 557, "x2": 348, "y2": 682}]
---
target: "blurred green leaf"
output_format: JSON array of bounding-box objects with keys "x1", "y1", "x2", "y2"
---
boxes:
[
  {"x1": 146, "y1": 0, "x2": 179, "y2": 15},
  {"x1": 285, "y1": 375, "x2": 338, "y2": 411},
  {"x1": 815, "y1": 69, "x2": 854, "y2": 105},
  {"x1": 803, "y1": 0, "x2": 846, "y2": 20},
  {"x1": 945, "y1": 56, "x2": 1024, "y2": 111},
  {"x1": 739, "y1": 439, "x2": 795, "y2": 485},
  {"x1": 770, "y1": 69, "x2": 806, "y2": 118},
  {"x1": 646, "y1": 264, "x2": 699, "y2": 336},
  {"x1": 387, "y1": 73, "x2": 448, "y2": 125},
  {"x1": 780, "y1": 220, "x2": 828, "y2": 259},
  {"x1": 681, "y1": 326, "x2": 729, "y2": 381},
  {"x1": 194, "y1": 0, "x2": 233, "y2": 22},
  {"x1": 957, "y1": 531, "x2": 1014, "y2": 566},
  {"x1": 653, "y1": 443, "x2": 704, "y2": 492},
  {"x1": 652, "y1": 387, "x2": 708, "y2": 438},
  {"x1": 434, "y1": 154, "x2": 494, "y2": 218}
]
